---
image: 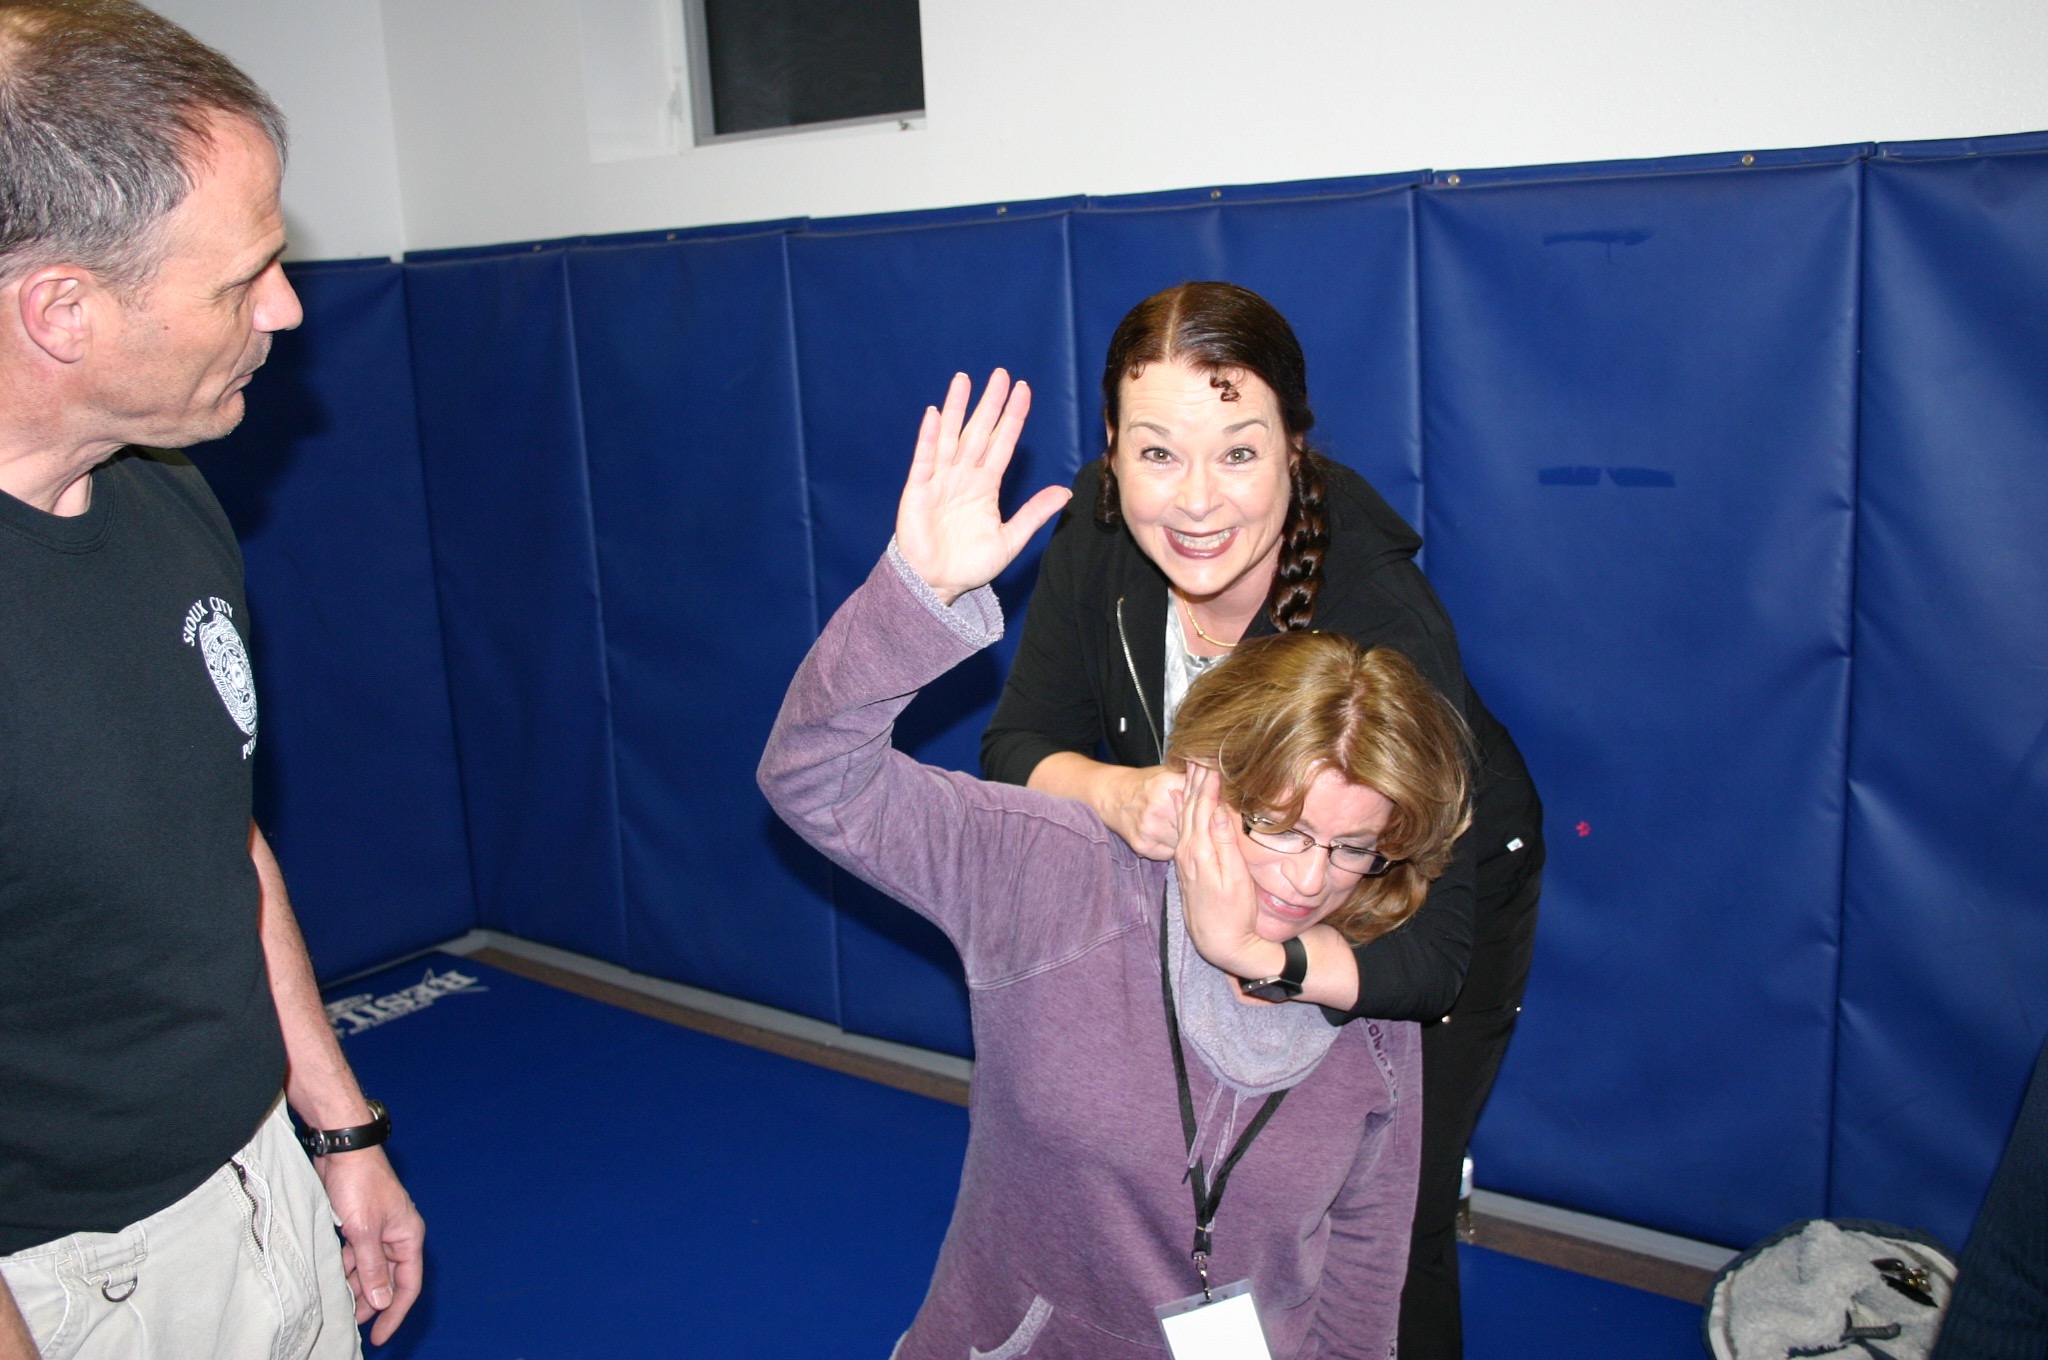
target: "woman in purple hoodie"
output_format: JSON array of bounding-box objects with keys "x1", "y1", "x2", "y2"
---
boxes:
[{"x1": 759, "y1": 370, "x2": 1472, "y2": 1360}]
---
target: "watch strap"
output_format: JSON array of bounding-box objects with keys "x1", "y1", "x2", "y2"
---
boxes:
[
  {"x1": 296, "y1": 1100, "x2": 390, "y2": 1157},
  {"x1": 1237, "y1": 935, "x2": 1309, "y2": 1002},
  {"x1": 1278, "y1": 933, "x2": 1308, "y2": 986}
]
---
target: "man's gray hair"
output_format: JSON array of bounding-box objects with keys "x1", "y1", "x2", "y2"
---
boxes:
[{"x1": 0, "y1": 0, "x2": 287, "y2": 293}]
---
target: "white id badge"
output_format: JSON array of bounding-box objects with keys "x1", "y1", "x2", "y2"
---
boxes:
[{"x1": 1155, "y1": 1279, "x2": 1273, "y2": 1360}]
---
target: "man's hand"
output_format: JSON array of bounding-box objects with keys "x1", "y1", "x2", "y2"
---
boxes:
[
  {"x1": 315, "y1": 1146, "x2": 424, "y2": 1345},
  {"x1": 0, "y1": 1278, "x2": 39, "y2": 1360},
  {"x1": 252, "y1": 821, "x2": 426, "y2": 1345}
]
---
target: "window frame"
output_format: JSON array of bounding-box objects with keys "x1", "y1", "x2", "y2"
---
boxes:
[{"x1": 680, "y1": 0, "x2": 926, "y2": 146}]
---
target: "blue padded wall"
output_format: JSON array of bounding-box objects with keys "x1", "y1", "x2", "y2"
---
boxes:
[
  {"x1": 788, "y1": 205, "x2": 1082, "y2": 1054},
  {"x1": 214, "y1": 134, "x2": 2048, "y2": 1251},
  {"x1": 1837, "y1": 141, "x2": 2048, "y2": 1249},
  {"x1": 404, "y1": 247, "x2": 627, "y2": 962},
  {"x1": 566, "y1": 231, "x2": 838, "y2": 1023},
  {"x1": 1416, "y1": 158, "x2": 1863, "y2": 1246},
  {"x1": 191, "y1": 259, "x2": 473, "y2": 980}
]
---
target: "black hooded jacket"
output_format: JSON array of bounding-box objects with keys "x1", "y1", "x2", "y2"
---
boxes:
[{"x1": 983, "y1": 459, "x2": 1543, "y2": 1021}]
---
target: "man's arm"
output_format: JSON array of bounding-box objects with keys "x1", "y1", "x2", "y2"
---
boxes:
[
  {"x1": 0, "y1": 1280, "x2": 37, "y2": 1360},
  {"x1": 253, "y1": 823, "x2": 424, "y2": 1346}
]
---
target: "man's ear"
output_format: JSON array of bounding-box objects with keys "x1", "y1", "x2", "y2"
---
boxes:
[{"x1": 15, "y1": 266, "x2": 99, "y2": 364}]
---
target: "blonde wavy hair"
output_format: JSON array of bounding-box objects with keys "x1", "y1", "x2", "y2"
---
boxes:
[{"x1": 1166, "y1": 633, "x2": 1474, "y2": 944}]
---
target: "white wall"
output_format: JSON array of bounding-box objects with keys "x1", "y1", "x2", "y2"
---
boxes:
[
  {"x1": 152, "y1": 0, "x2": 407, "y2": 261},
  {"x1": 162, "y1": 0, "x2": 2048, "y2": 259}
]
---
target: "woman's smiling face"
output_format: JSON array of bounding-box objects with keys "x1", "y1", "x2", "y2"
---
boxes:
[{"x1": 1112, "y1": 360, "x2": 1296, "y2": 613}]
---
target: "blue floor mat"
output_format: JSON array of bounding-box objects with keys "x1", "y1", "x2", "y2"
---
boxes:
[
  {"x1": 333, "y1": 953, "x2": 1701, "y2": 1358},
  {"x1": 331, "y1": 955, "x2": 966, "y2": 1359},
  {"x1": 1461, "y1": 1242, "x2": 1704, "y2": 1360}
]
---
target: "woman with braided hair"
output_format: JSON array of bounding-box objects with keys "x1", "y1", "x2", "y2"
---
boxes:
[
  {"x1": 763, "y1": 369, "x2": 1470, "y2": 1358},
  {"x1": 982, "y1": 282, "x2": 1545, "y2": 1360}
]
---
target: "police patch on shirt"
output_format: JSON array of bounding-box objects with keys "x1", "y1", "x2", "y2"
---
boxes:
[{"x1": 182, "y1": 596, "x2": 258, "y2": 758}]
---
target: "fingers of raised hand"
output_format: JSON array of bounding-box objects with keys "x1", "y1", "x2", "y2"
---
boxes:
[
  {"x1": 959, "y1": 368, "x2": 1013, "y2": 465},
  {"x1": 925, "y1": 370, "x2": 1028, "y2": 486},
  {"x1": 908, "y1": 403, "x2": 942, "y2": 482},
  {"x1": 1000, "y1": 482, "x2": 1071, "y2": 558},
  {"x1": 935, "y1": 371, "x2": 973, "y2": 462},
  {"x1": 985, "y1": 373, "x2": 1030, "y2": 470}
]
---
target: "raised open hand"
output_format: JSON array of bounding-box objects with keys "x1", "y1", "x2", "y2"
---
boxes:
[{"x1": 895, "y1": 369, "x2": 1072, "y2": 604}]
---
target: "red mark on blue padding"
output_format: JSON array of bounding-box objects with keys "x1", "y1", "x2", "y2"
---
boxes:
[{"x1": 1575, "y1": 821, "x2": 1592, "y2": 837}]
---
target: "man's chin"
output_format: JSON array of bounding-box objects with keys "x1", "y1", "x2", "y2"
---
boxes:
[
  {"x1": 153, "y1": 394, "x2": 248, "y2": 449},
  {"x1": 209, "y1": 396, "x2": 249, "y2": 441}
]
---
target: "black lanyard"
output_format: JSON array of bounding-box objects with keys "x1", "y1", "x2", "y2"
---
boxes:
[{"x1": 1158, "y1": 906, "x2": 1289, "y2": 1301}]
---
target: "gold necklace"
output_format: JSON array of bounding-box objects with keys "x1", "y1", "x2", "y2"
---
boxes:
[{"x1": 1176, "y1": 592, "x2": 1239, "y2": 650}]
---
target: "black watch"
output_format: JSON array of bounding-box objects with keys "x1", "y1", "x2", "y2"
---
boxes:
[
  {"x1": 296, "y1": 1100, "x2": 391, "y2": 1157},
  {"x1": 1237, "y1": 936, "x2": 1308, "y2": 1003}
]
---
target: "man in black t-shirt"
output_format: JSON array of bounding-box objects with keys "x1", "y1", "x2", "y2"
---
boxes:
[{"x1": 0, "y1": 5, "x2": 423, "y2": 1357}]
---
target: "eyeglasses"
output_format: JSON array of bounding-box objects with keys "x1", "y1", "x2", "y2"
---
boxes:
[{"x1": 1240, "y1": 813, "x2": 1396, "y2": 877}]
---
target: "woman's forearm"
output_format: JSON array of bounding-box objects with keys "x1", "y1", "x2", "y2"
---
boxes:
[
  {"x1": 1025, "y1": 750, "x2": 1116, "y2": 803},
  {"x1": 1028, "y1": 752, "x2": 1181, "y2": 861},
  {"x1": 1296, "y1": 924, "x2": 1362, "y2": 1011}
]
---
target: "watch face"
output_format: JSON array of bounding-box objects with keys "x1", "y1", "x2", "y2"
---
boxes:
[{"x1": 1239, "y1": 977, "x2": 1301, "y2": 1003}]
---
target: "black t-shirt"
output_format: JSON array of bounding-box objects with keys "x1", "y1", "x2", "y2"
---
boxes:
[{"x1": 0, "y1": 450, "x2": 286, "y2": 1254}]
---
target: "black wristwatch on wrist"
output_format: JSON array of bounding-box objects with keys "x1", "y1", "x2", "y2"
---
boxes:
[
  {"x1": 297, "y1": 1100, "x2": 391, "y2": 1157},
  {"x1": 1237, "y1": 936, "x2": 1309, "y2": 1003}
]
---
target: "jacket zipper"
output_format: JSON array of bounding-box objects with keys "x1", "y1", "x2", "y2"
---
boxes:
[{"x1": 1114, "y1": 595, "x2": 1163, "y2": 763}]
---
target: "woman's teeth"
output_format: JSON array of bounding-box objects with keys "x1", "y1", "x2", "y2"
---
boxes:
[
  {"x1": 1168, "y1": 528, "x2": 1233, "y2": 551},
  {"x1": 1260, "y1": 889, "x2": 1312, "y2": 918}
]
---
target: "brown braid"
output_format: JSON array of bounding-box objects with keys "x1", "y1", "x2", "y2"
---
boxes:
[
  {"x1": 1094, "y1": 451, "x2": 1123, "y2": 529},
  {"x1": 1267, "y1": 450, "x2": 1330, "y2": 631}
]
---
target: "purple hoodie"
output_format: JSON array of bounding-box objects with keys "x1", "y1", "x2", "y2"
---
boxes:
[{"x1": 759, "y1": 551, "x2": 1420, "y2": 1359}]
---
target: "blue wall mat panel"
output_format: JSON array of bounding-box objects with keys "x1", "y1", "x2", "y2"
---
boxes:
[
  {"x1": 276, "y1": 137, "x2": 2048, "y2": 1249},
  {"x1": 404, "y1": 249, "x2": 627, "y2": 962},
  {"x1": 1068, "y1": 188, "x2": 1424, "y2": 527},
  {"x1": 191, "y1": 260, "x2": 474, "y2": 981},
  {"x1": 1836, "y1": 148, "x2": 2048, "y2": 1248},
  {"x1": 1417, "y1": 164, "x2": 1863, "y2": 1247},
  {"x1": 568, "y1": 232, "x2": 841, "y2": 1023},
  {"x1": 787, "y1": 211, "x2": 1081, "y2": 1055}
]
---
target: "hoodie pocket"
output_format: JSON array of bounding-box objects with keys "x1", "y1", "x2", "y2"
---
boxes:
[{"x1": 968, "y1": 1295, "x2": 1054, "y2": 1360}]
